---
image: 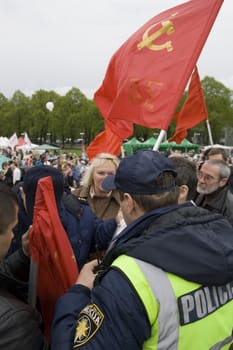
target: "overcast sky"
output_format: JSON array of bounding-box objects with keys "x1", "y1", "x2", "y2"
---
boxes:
[{"x1": 0, "y1": 0, "x2": 232, "y2": 100}]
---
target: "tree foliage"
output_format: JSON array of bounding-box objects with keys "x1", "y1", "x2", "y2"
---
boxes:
[{"x1": 0, "y1": 77, "x2": 232, "y2": 146}]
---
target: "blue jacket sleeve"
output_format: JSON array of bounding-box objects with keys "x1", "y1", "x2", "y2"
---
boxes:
[
  {"x1": 92, "y1": 218, "x2": 117, "y2": 250},
  {"x1": 51, "y1": 268, "x2": 151, "y2": 350}
]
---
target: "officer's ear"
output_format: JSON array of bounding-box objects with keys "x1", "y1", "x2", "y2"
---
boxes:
[
  {"x1": 122, "y1": 193, "x2": 134, "y2": 213},
  {"x1": 124, "y1": 193, "x2": 145, "y2": 221},
  {"x1": 178, "y1": 185, "x2": 189, "y2": 204}
]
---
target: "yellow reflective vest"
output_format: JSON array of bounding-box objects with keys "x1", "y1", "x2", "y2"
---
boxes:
[{"x1": 112, "y1": 255, "x2": 233, "y2": 350}]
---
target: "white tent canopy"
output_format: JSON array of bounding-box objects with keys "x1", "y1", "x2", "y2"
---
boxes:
[
  {"x1": 0, "y1": 136, "x2": 9, "y2": 148},
  {"x1": 204, "y1": 144, "x2": 233, "y2": 150},
  {"x1": 16, "y1": 143, "x2": 38, "y2": 151}
]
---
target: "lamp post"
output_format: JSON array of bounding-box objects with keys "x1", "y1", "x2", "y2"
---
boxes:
[
  {"x1": 80, "y1": 132, "x2": 86, "y2": 159},
  {"x1": 46, "y1": 133, "x2": 51, "y2": 144},
  {"x1": 46, "y1": 101, "x2": 54, "y2": 144},
  {"x1": 193, "y1": 132, "x2": 200, "y2": 144}
]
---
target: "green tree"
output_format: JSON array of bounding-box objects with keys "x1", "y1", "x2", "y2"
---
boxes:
[
  {"x1": 83, "y1": 100, "x2": 104, "y2": 143},
  {"x1": 201, "y1": 76, "x2": 233, "y2": 143},
  {"x1": 0, "y1": 76, "x2": 232, "y2": 147},
  {"x1": 9, "y1": 90, "x2": 31, "y2": 137},
  {"x1": 0, "y1": 93, "x2": 11, "y2": 136},
  {"x1": 30, "y1": 90, "x2": 60, "y2": 143},
  {"x1": 59, "y1": 88, "x2": 89, "y2": 143}
]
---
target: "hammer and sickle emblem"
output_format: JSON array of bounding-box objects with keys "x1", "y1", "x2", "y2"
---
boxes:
[{"x1": 137, "y1": 20, "x2": 174, "y2": 52}]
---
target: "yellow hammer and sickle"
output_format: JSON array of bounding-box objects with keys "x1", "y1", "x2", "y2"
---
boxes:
[{"x1": 137, "y1": 20, "x2": 174, "y2": 52}]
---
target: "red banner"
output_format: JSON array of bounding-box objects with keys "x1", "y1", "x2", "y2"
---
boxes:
[
  {"x1": 94, "y1": 0, "x2": 223, "y2": 133},
  {"x1": 30, "y1": 176, "x2": 78, "y2": 340},
  {"x1": 170, "y1": 67, "x2": 208, "y2": 143},
  {"x1": 87, "y1": 127, "x2": 122, "y2": 160}
]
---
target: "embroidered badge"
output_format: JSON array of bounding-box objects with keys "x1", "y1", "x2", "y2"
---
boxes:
[{"x1": 73, "y1": 304, "x2": 104, "y2": 348}]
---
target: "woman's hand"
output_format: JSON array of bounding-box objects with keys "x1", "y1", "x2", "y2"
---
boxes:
[{"x1": 22, "y1": 225, "x2": 32, "y2": 257}]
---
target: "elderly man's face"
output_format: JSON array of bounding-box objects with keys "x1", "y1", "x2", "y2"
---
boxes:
[{"x1": 197, "y1": 162, "x2": 227, "y2": 194}]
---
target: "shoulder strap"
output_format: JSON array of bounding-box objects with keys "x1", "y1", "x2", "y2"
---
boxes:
[{"x1": 62, "y1": 191, "x2": 84, "y2": 219}]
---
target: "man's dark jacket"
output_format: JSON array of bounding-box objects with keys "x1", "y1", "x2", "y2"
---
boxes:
[
  {"x1": 0, "y1": 249, "x2": 47, "y2": 350},
  {"x1": 195, "y1": 186, "x2": 233, "y2": 226}
]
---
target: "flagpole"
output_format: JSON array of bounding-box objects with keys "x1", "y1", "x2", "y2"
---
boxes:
[
  {"x1": 121, "y1": 145, "x2": 125, "y2": 158},
  {"x1": 28, "y1": 257, "x2": 38, "y2": 308},
  {"x1": 153, "y1": 130, "x2": 167, "y2": 151},
  {"x1": 206, "y1": 119, "x2": 214, "y2": 145}
]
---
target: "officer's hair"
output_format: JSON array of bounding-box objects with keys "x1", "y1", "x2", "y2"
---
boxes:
[
  {"x1": 0, "y1": 183, "x2": 18, "y2": 236},
  {"x1": 204, "y1": 159, "x2": 231, "y2": 179},
  {"x1": 170, "y1": 157, "x2": 197, "y2": 200},
  {"x1": 119, "y1": 172, "x2": 179, "y2": 212}
]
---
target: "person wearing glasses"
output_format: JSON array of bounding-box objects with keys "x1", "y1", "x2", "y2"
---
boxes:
[
  {"x1": 205, "y1": 147, "x2": 233, "y2": 193},
  {"x1": 195, "y1": 159, "x2": 233, "y2": 226}
]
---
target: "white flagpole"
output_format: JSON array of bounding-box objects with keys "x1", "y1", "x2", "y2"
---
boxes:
[
  {"x1": 206, "y1": 119, "x2": 214, "y2": 145},
  {"x1": 121, "y1": 145, "x2": 125, "y2": 158},
  {"x1": 153, "y1": 130, "x2": 167, "y2": 151}
]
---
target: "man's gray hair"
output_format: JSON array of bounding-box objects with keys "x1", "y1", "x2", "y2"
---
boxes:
[{"x1": 205, "y1": 159, "x2": 231, "y2": 179}]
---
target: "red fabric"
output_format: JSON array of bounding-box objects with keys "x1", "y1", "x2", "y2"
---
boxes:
[
  {"x1": 87, "y1": 127, "x2": 122, "y2": 160},
  {"x1": 105, "y1": 118, "x2": 133, "y2": 140},
  {"x1": 169, "y1": 67, "x2": 208, "y2": 143},
  {"x1": 94, "y1": 0, "x2": 223, "y2": 132},
  {"x1": 29, "y1": 176, "x2": 78, "y2": 340},
  {"x1": 15, "y1": 136, "x2": 26, "y2": 147}
]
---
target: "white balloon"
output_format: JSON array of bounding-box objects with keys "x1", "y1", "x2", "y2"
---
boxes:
[{"x1": 46, "y1": 101, "x2": 54, "y2": 111}]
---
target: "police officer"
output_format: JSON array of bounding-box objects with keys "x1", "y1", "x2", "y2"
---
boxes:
[{"x1": 51, "y1": 150, "x2": 233, "y2": 350}]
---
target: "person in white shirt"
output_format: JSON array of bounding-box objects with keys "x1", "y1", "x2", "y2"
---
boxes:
[{"x1": 12, "y1": 162, "x2": 21, "y2": 185}]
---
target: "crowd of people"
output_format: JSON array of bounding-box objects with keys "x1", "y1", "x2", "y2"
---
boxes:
[{"x1": 1, "y1": 145, "x2": 233, "y2": 349}]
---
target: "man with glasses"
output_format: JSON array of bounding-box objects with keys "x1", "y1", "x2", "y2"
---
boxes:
[
  {"x1": 205, "y1": 147, "x2": 233, "y2": 193},
  {"x1": 195, "y1": 159, "x2": 233, "y2": 225}
]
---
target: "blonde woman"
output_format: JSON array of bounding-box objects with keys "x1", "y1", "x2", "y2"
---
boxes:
[{"x1": 73, "y1": 153, "x2": 120, "y2": 220}]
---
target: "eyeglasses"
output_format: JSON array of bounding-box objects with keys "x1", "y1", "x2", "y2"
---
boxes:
[{"x1": 197, "y1": 171, "x2": 216, "y2": 182}]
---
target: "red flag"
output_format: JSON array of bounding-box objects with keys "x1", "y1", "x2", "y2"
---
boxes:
[
  {"x1": 87, "y1": 127, "x2": 122, "y2": 160},
  {"x1": 29, "y1": 176, "x2": 78, "y2": 340},
  {"x1": 169, "y1": 66, "x2": 208, "y2": 143},
  {"x1": 94, "y1": 0, "x2": 223, "y2": 132}
]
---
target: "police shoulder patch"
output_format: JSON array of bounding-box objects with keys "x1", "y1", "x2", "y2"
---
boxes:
[{"x1": 73, "y1": 303, "x2": 104, "y2": 348}]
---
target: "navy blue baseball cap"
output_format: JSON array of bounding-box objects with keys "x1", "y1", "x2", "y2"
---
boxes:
[{"x1": 102, "y1": 150, "x2": 177, "y2": 195}]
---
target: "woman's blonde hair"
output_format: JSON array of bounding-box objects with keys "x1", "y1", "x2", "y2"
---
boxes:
[{"x1": 80, "y1": 153, "x2": 120, "y2": 188}]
